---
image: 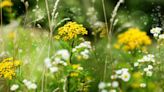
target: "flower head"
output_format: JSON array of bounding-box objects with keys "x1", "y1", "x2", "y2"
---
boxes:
[
  {"x1": 0, "y1": 0, "x2": 13, "y2": 8},
  {"x1": 55, "y1": 22, "x2": 88, "y2": 41},
  {"x1": 114, "y1": 28, "x2": 152, "y2": 51},
  {"x1": 10, "y1": 84, "x2": 19, "y2": 91},
  {"x1": 0, "y1": 57, "x2": 21, "y2": 80}
]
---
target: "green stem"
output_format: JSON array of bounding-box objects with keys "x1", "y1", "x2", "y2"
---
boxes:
[{"x1": 67, "y1": 40, "x2": 74, "y2": 92}]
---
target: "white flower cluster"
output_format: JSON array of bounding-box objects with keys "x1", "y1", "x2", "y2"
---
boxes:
[
  {"x1": 114, "y1": 68, "x2": 131, "y2": 82},
  {"x1": 140, "y1": 83, "x2": 146, "y2": 88},
  {"x1": 53, "y1": 49, "x2": 70, "y2": 66},
  {"x1": 134, "y1": 54, "x2": 156, "y2": 77},
  {"x1": 23, "y1": 79, "x2": 37, "y2": 90},
  {"x1": 10, "y1": 84, "x2": 19, "y2": 91},
  {"x1": 137, "y1": 54, "x2": 155, "y2": 63},
  {"x1": 72, "y1": 41, "x2": 92, "y2": 59},
  {"x1": 44, "y1": 58, "x2": 58, "y2": 73},
  {"x1": 150, "y1": 27, "x2": 164, "y2": 40},
  {"x1": 143, "y1": 65, "x2": 153, "y2": 76},
  {"x1": 98, "y1": 81, "x2": 118, "y2": 92}
]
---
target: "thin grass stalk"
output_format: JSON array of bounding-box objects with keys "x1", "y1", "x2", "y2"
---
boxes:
[
  {"x1": 43, "y1": 0, "x2": 60, "y2": 91},
  {"x1": 101, "y1": 0, "x2": 111, "y2": 82},
  {"x1": 101, "y1": 0, "x2": 124, "y2": 82}
]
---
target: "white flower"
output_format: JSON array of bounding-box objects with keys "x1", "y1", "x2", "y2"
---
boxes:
[
  {"x1": 134, "y1": 62, "x2": 139, "y2": 67},
  {"x1": 101, "y1": 89, "x2": 108, "y2": 92},
  {"x1": 159, "y1": 34, "x2": 164, "y2": 39},
  {"x1": 54, "y1": 58, "x2": 61, "y2": 64},
  {"x1": 121, "y1": 71, "x2": 131, "y2": 82},
  {"x1": 98, "y1": 82, "x2": 106, "y2": 89},
  {"x1": 23, "y1": 79, "x2": 37, "y2": 90},
  {"x1": 112, "y1": 81, "x2": 119, "y2": 88},
  {"x1": 144, "y1": 68, "x2": 149, "y2": 72},
  {"x1": 50, "y1": 67, "x2": 58, "y2": 73},
  {"x1": 150, "y1": 27, "x2": 162, "y2": 37},
  {"x1": 29, "y1": 83, "x2": 37, "y2": 89},
  {"x1": 80, "y1": 49, "x2": 90, "y2": 59},
  {"x1": 56, "y1": 49, "x2": 70, "y2": 60},
  {"x1": 140, "y1": 83, "x2": 146, "y2": 88},
  {"x1": 148, "y1": 65, "x2": 153, "y2": 70},
  {"x1": 153, "y1": 33, "x2": 158, "y2": 37},
  {"x1": 10, "y1": 84, "x2": 19, "y2": 91},
  {"x1": 72, "y1": 48, "x2": 76, "y2": 52},
  {"x1": 146, "y1": 71, "x2": 153, "y2": 76},
  {"x1": 109, "y1": 89, "x2": 117, "y2": 92},
  {"x1": 44, "y1": 58, "x2": 52, "y2": 68},
  {"x1": 74, "y1": 41, "x2": 92, "y2": 50},
  {"x1": 116, "y1": 70, "x2": 122, "y2": 74},
  {"x1": 138, "y1": 54, "x2": 155, "y2": 63}
]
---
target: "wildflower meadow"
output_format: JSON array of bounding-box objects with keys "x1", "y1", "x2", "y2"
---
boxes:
[{"x1": 0, "y1": 0, "x2": 164, "y2": 92}]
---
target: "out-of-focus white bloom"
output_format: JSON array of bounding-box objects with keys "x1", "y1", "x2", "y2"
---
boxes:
[
  {"x1": 144, "y1": 68, "x2": 149, "y2": 72},
  {"x1": 138, "y1": 54, "x2": 155, "y2": 63},
  {"x1": 77, "y1": 66, "x2": 83, "y2": 70},
  {"x1": 29, "y1": 83, "x2": 37, "y2": 89},
  {"x1": 109, "y1": 89, "x2": 117, "y2": 92},
  {"x1": 112, "y1": 81, "x2": 119, "y2": 88},
  {"x1": 101, "y1": 89, "x2": 108, "y2": 92},
  {"x1": 54, "y1": 58, "x2": 61, "y2": 64},
  {"x1": 80, "y1": 49, "x2": 90, "y2": 59},
  {"x1": 23, "y1": 79, "x2": 37, "y2": 90},
  {"x1": 148, "y1": 65, "x2": 153, "y2": 70},
  {"x1": 115, "y1": 68, "x2": 131, "y2": 82},
  {"x1": 50, "y1": 67, "x2": 58, "y2": 73},
  {"x1": 159, "y1": 34, "x2": 164, "y2": 40},
  {"x1": 98, "y1": 82, "x2": 106, "y2": 89},
  {"x1": 44, "y1": 58, "x2": 52, "y2": 68},
  {"x1": 121, "y1": 71, "x2": 131, "y2": 82},
  {"x1": 140, "y1": 83, "x2": 146, "y2": 88},
  {"x1": 56, "y1": 49, "x2": 70, "y2": 60},
  {"x1": 134, "y1": 62, "x2": 139, "y2": 67},
  {"x1": 73, "y1": 41, "x2": 92, "y2": 51},
  {"x1": 72, "y1": 41, "x2": 92, "y2": 59},
  {"x1": 150, "y1": 27, "x2": 162, "y2": 37},
  {"x1": 10, "y1": 84, "x2": 19, "y2": 91},
  {"x1": 116, "y1": 70, "x2": 122, "y2": 74},
  {"x1": 146, "y1": 71, "x2": 153, "y2": 76},
  {"x1": 106, "y1": 83, "x2": 111, "y2": 87}
]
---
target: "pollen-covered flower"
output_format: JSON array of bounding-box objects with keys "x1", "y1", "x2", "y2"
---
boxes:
[
  {"x1": 114, "y1": 28, "x2": 152, "y2": 51},
  {"x1": 55, "y1": 22, "x2": 88, "y2": 41},
  {"x1": 0, "y1": 57, "x2": 21, "y2": 80}
]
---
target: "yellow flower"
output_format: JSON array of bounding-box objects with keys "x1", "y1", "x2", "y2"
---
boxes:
[
  {"x1": 8, "y1": 32, "x2": 16, "y2": 39},
  {"x1": 72, "y1": 64, "x2": 80, "y2": 69},
  {"x1": 114, "y1": 28, "x2": 152, "y2": 51},
  {"x1": 0, "y1": 57, "x2": 21, "y2": 80},
  {"x1": 70, "y1": 72, "x2": 79, "y2": 77},
  {"x1": 0, "y1": 0, "x2": 13, "y2": 8},
  {"x1": 55, "y1": 22, "x2": 88, "y2": 41}
]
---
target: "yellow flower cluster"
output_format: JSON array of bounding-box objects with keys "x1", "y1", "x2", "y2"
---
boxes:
[
  {"x1": 0, "y1": 0, "x2": 13, "y2": 8},
  {"x1": 70, "y1": 64, "x2": 80, "y2": 77},
  {"x1": 55, "y1": 22, "x2": 88, "y2": 41},
  {"x1": 114, "y1": 28, "x2": 152, "y2": 51},
  {"x1": 0, "y1": 57, "x2": 21, "y2": 80}
]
